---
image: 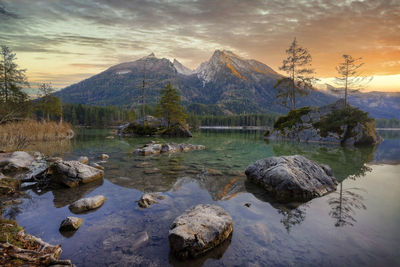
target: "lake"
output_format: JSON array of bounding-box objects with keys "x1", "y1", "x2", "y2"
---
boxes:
[{"x1": 4, "y1": 129, "x2": 400, "y2": 266}]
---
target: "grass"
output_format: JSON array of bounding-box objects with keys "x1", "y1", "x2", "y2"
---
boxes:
[{"x1": 0, "y1": 120, "x2": 73, "y2": 152}]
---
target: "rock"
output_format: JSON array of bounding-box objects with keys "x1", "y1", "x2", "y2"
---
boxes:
[
  {"x1": 48, "y1": 160, "x2": 104, "y2": 188},
  {"x1": 77, "y1": 156, "x2": 89, "y2": 164},
  {"x1": 47, "y1": 156, "x2": 63, "y2": 163},
  {"x1": 169, "y1": 204, "x2": 233, "y2": 259},
  {"x1": 244, "y1": 203, "x2": 251, "y2": 208},
  {"x1": 69, "y1": 195, "x2": 106, "y2": 213},
  {"x1": 59, "y1": 217, "x2": 83, "y2": 231},
  {"x1": 245, "y1": 155, "x2": 338, "y2": 201},
  {"x1": 160, "y1": 125, "x2": 193, "y2": 137},
  {"x1": 134, "y1": 142, "x2": 205, "y2": 156},
  {"x1": 138, "y1": 193, "x2": 166, "y2": 208},
  {"x1": 0, "y1": 151, "x2": 34, "y2": 173},
  {"x1": 205, "y1": 168, "x2": 223, "y2": 176},
  {"x1": 144, "y1": 168, "x2": 160, "y2": 174},
  {"x1": 90, "y1": 162, "x2": 104, "y2": 170},
  {"x1": 105, "y1": 135, "x2": 114, "y2": 139},
  {"x1": 99, "y1": 154, "x2": 109, "y2": 160}
]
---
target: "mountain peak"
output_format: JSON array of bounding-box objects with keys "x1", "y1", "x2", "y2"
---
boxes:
[{"x1": 173, "y1": 59, "x2": 194, "y2": 75}]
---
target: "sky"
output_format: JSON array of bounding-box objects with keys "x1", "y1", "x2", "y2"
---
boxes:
[{"x1": 1, "y1": 0, "x2": 399, "y2": 92}]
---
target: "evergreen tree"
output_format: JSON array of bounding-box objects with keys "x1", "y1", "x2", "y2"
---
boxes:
[
  {"x1": 38, "y1": 82, "x2": 62, "y2": 121},
  {"x1": 156, "y1": 83, "x2": 187, "y2": 129},
  {"x1": 0, "y1": 45, "x2": 29, "y2": 122},
  {"x1": 333, "y1": 55, "x2": 370, "y2": 107},
  {"x1": 274, "y1": 38, "x2": 316, "y2": 110}
]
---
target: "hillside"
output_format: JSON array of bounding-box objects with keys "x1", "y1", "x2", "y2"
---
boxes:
[{"x1": 56, "y1": 50, "x2": 398, "y2": 118}]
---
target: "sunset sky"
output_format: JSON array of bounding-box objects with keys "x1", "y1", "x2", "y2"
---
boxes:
[{"x1": 1, "y1": 0, "x2": 399, "y2": 92}]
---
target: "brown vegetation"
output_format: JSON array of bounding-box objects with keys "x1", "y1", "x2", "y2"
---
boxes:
[{"x1": 0, "y1": 120, "x2": 74, "y2": 152}]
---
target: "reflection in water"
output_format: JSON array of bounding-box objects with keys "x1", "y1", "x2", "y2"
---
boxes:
[
  {"x1": 328, "y1": 183, "x2": 367, "y2": 227},
  {"x1": 10, "y1": 129, "x2": 400, "y2": 267},
  {"x1": 169, "y1": 235, "x2": 232, "y2": 267},
  {"x1": 25, "y1": 139, "x2": 72, "y2": 157},
  {"x1": 245, "y1": 180, "x2": 308, "y2": 232},
  {"x1": 271, "y1": 141, "x2": 376, "y2": 182}
]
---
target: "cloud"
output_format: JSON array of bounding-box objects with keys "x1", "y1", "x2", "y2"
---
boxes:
[{"x1": 0, "y1": 0, "x2": 399, "y2": 89}]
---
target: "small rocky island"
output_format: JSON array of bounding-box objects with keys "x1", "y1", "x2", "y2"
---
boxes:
[
  {"x1": 245, "y1": 155, "x2": 338, "y2": 201},
  {"x1": 118, "y1": 116, "x2": 193, "y2": 137},
  {"x1": 264, "y1": 100, "x2": 382, "y2": 146}
]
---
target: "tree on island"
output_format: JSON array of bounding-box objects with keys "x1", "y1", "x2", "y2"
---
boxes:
[
  {"x1": 333, "y1": 55, "x2": 370, "y2": 107},
  {"x1": 0, "y1": 45, "x2": 30, "y2": 123},
  {"x1": 156, "y1": 83, "x2": 187, "y2": 129},
  {"x1": 274, "y1": 38, "x2": 316, "y2": 110},
  {"x1": 38, "y1": 82, "x2": 62, "y2": 122}
]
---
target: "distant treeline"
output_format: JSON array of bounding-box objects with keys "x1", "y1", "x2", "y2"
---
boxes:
[
  {"x1": 62, "y1": 103, "x2": 135, "y2": 127},
  {"x1": 375, "y1": 118, "x2": 400, "y2": 128},
  {"x1": 188, "y1": 113, "x2": 278, "y2": 128}
]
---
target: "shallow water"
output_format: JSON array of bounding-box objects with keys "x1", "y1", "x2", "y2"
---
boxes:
[{"x1": 6, "y1": 129, "x2": 400, "y2": 266}]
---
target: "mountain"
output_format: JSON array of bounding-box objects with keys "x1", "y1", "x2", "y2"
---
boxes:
[{"x1": 56, "y1": 50, "x2": 398, "y2": 118}]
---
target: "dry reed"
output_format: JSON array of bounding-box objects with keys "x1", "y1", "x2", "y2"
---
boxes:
[{"x1": 0, "y1": 120, "x2": 74, "y2": 152}]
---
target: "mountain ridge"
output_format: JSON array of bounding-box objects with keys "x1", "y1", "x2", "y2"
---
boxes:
[{"x1": 55, "y1": 50, "x2": 399, "y2": 118}]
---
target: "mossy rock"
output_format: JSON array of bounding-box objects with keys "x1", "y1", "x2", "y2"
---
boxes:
[{"x1": 122, "y1": 122, "x2": 158, "y2": 136}]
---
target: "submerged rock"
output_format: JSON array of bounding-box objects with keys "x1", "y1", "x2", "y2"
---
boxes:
[
  {"x1": 138, "y1": 193, "x2": 166, "y2": 208},
  {"x1": 69, "y1": 195, "x2": 106, "y2": 213},
  {"x1": 59, "y1": 217, "x2": 83, "y2": 231},
  {"x1": 99, "y1": 154, "x2": 109, "y2": 160},
  {"x1": 134, "y1": 142, "x2": 205, "y2": 156},
  {"x1": 245, "y1": 155, "x2": 338, "y2": 201},
  {"x1": 169, "y1": 204, "x2": 233, "y2": 259},
  {"x1": 48, "y1": 160, "x2": 104, "y2": 188}
]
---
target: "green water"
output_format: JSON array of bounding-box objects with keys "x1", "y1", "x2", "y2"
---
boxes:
[{"x1": 5, "y1": 129, "x2": 400, "y2": 266}]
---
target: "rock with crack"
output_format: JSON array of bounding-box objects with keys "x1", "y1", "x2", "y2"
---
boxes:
[
  {"x1": 69, "y1": 195, "x2": 106, "y2": 213},
  {"x1": 169, "y1": 204, "x2": 233, "y2": 259},
  {"x1": 59, "y1": 217, "x2": 83, "y2": 231},
  {"x1": 48, "y1": 160, "x2": 104, "y2": 188},
  {"x1": 245, "y1": 155, "x2": 338, "y2": 201},
  {"x1": 138, "y1": 193, "x2": 166, "y2": 208}
]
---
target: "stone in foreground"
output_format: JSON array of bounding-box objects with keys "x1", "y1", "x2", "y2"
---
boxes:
[
  {"x1": 169, "y1": 204, "x2": 233, "y2": 259},
  {"x1": 77, "y1": 156, "x2": 89, "y2": 164},
  {"x1": 59, "y1": 217, "x2": 83, "y2": 231},
  {"x1": 138, "y1": 193, "x2": 166, "y2": 208},
  {"x1": 69, "y1": 195, "x2": 106, "y2": 213},
  {"x1": 0, "y1": 151, "x2": 34, "y2": 173},
  {"x1": 245, "y1": 155, "x2": 338, "y2": 201},
  {"x1": 48, "y1": 160, "x2": 104, "y2": 187},
  {"x1": 134, "y1": 142, "x2": 205, "y2": 156}
]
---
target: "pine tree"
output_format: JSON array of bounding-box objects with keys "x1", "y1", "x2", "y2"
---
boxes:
[
  {"x1": 156, "y1": 83, "x2": 187, "y2": 129},
  {"x1": 333, "y1": 55, "x2": 370, "y2": 107},
  {"x1": 0, "y1": 45, "x2": 29, "y2": 122},
  {"x1": 274, "y1": 38, "x2": 316, "y2": 110}
]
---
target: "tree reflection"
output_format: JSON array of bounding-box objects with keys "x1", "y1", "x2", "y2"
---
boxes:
[
  {"x1": 278, "y1": 204, "x2": 309, "y2": 233},
  {"x1": 328, "y1": 183, "x2": 366, "y2": 227}
]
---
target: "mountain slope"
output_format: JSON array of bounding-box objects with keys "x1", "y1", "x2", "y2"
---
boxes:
[{"x1": 56, "y1": 50, "x2": 398, "y2": 118}]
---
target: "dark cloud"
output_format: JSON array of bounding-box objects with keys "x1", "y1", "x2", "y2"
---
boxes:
[{"x1": 0, "y1": 4, "x2": 18, "y2": 18}]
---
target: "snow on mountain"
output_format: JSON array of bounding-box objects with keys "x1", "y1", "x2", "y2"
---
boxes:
[{"x1": 173, "y1": 59, "x2": 194, "y2": 75}]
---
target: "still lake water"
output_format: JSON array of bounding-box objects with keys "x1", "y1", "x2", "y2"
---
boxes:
[{"x1": 5, "y1": 129, "x2": 400, "y2": 266}]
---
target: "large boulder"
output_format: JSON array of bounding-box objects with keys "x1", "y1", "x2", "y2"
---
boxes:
[
  {"x1": 265, "y1": 100, "x2": 383, "y2": 146},
  {"x1": 48, "y1": 160, "x2": 104, "y2": 188},
  {"x1": 69, "y1": 195, "x2": 106, "y2": 213},
  {"x1": 169, "y1": 204, "x2": 233, "y2": 259},
  {"x1": 245, "y1": 155, "x2": 338, "y2": 201}
]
